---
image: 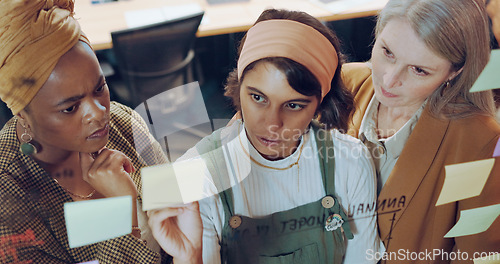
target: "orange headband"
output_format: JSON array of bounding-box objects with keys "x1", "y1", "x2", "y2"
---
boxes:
[{"x1": 237, "y1": 19, "x2": 338, "y2": 99}]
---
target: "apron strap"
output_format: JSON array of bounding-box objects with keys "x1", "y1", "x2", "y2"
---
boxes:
[
  {"x1": 195, "y1": 129, "x2": 235, "y2": 219},
  {"x1": 311, "y1": 120, "x2": 335, "y2": 195},
  {"x1": 311, "y1": 121, "x2": 353, "y2": 240}
]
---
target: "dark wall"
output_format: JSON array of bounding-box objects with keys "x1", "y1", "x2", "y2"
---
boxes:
[{"x1": 329, "y1": 16, "x2": 377, "y2": 63}]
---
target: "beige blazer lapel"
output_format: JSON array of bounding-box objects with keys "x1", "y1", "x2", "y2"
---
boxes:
[{"x1": 377, "y1": 107, "x2": 450, "y2": 241}]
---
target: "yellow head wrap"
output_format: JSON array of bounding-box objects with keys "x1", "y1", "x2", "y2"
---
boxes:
[{"x1": 0, "y1": 0, "x2": 90, "y2": 115}]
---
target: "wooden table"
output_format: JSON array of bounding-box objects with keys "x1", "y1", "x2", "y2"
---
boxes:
[{"x1": 75, "y1": 0, "x2": 388, "y2": 50}]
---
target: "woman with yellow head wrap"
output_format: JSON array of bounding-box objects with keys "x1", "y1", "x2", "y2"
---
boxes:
[
  {"x1": 0, "y1": 0, "x2": 86, "y2": 114},
  {"x1": 0, "y1": 1, "x2": 196, "y2": 263}
]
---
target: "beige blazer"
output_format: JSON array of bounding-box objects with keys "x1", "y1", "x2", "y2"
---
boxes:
[{"x1": 342, "y1": 63, "x2": 500, "y2": 263}]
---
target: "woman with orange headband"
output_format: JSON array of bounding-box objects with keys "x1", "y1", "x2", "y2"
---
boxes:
[
  {"x1": 0, "y1": 0, "x2": 192, "y2": 263},
  {"x1": 149, "y1": 9, "x2": 382, "y2": 264}
]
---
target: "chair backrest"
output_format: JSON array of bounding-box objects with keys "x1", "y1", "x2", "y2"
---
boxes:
[
  {"x1": 0, "y1": 100, "x2": 12, "y2": 128},
  {"x1": 111, "y1": 12, "x2": 204, "y2": 107}
]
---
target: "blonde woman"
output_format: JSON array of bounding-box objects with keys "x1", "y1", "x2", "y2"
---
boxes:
[{"x1": 342, "y1": 0, "x2": 500, "y2": 262}]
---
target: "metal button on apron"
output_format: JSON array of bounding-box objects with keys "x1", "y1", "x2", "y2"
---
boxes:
[
  {"x1": 321, "y1": 196, "x2": 335, "y2": 208},
  {"x1": 229, "y1": 215, "x2": 242, "y2": 229}
]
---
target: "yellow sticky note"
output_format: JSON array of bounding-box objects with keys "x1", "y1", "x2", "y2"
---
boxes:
[
  {"x1": 173, "y1": 158, "x2": 207, "y2": 204},
  {"x1": 436, "y1": 159, "x2": 494, "y2": 206},
  {"x1": 141, "y1": 163, "x2": 183, "y2": 211},
  {"x1": 444, "y1": 203, "x2": 500, "y2": 238},
  {"x1": 474, "y1": 253, "x2": 500, "y2": 264},
  {"x1": 141, "y1": 158, "x2": 215, "y2": 210},
  {"x1": 64, "y1": 196, "x2": 132, "y2": 248},
  {"x1": 470, "y1": 49, "x2": 500, "y2": 92},
  {"x1": 141, "y1": 130, "x2": 252, "y2": 210}
]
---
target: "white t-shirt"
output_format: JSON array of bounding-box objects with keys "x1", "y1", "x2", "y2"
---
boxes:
[{"x1": 178, "y1": 120, "x2": 382, "y2": 264}]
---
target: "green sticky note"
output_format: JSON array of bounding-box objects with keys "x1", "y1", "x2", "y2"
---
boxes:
[
  {"x1": 470, "y1": 49, "x2": 500, "y2": 92},
  {"x1": 444, "y1": 203, "x2": 500, "y2": 238},
  {"x1": 64, "y1": 196, "x2": 132, "y2": 248},
  {"x1": 473, "y1": 253, "x2": 500, "y2": 263}
]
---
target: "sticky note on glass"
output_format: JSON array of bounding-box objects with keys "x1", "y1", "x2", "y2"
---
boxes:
[
  {"x1": 436, "y1": 158, "x2": 494, "y2": 206},
  {"x1": 142, "y1": 159, "x2": 207, "y2": 210},
  {"x1": 142, "y1": 163, "x2": 182, "y2": 210},
  {"x1": 141, "y1": 128, "x2": 251, "y2": 210},
  {"x1": 474, "y1": 253, "x2": 500, "y2": 264},
  {"x1": 470, "y1": 49, "x2": 500, "y2": 92},
  {"x1": 444, "y1": 203, "x2": 500, "y2": 237},
  {"x1": 493, "y1": 138, "x2": 500, "y2": 158},
  {"x1": 64, "y1": 196, "x2": 132, "y2": 248}
]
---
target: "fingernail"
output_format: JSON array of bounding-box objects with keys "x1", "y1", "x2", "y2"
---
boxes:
[{"x1": 98, "y1": 147, "x2": 106, "y2": 154}]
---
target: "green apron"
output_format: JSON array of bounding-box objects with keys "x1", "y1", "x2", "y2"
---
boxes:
[{"x1": 196, "y1": 122, "x2": 353, "y2": 264}]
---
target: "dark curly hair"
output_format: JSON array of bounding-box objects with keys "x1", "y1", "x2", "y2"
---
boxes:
[{"x1": 224, "y1": 9, "x2": 354, "y2": 131}]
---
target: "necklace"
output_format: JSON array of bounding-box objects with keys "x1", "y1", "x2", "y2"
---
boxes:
[
  {"x1": 53, "y1": 178, "x2": 96, "y2": 200},
  {"x1": 238, "y1": 124, "x2": 306, "y2": 191}
]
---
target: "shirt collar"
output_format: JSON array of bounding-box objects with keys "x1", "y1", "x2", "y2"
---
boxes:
[
  {"x1": 359, "y1": 96, "x2": 426, "y2": 159},
  {"x1": 359, "y1": 95, "x2": 379, "y2": 145}
]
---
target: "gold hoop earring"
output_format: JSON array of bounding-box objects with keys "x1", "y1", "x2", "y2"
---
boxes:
[
  {"x1": 19, "y1": 123, "x2": 38, "y2": 155},
  {"x1": 440, "y1": 80, "x2": 451, "y2": 96}
]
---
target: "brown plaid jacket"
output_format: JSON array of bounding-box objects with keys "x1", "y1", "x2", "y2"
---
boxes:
[{"x1": 0, "y1": 102, "x2": 169, "y2": 263}]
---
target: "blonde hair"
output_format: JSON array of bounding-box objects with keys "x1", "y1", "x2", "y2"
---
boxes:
[{"x1": 376, "y1": 0, "x2": 496, "y2": 119}]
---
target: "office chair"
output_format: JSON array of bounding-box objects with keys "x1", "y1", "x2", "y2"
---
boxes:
[
  {"x1": 111, "y1": 11, "x2": 204, "y2": 108},
  {"x1": 0, "y1": 100, "x2": 12, "y2": 128}
]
